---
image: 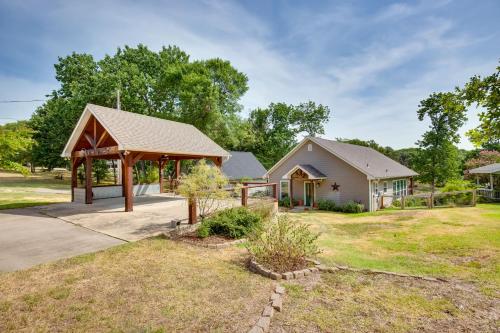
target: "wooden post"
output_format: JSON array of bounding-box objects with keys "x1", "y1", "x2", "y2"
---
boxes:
[
  {"x1": 158, "y1": 158, "x2": 164, "y2": 194},
  {"x1": 188, "y1": 198, "x2": 197, "y2": 224},
  {"x1": 289, "y1": 179, "x2": 293, "y2": 208},
  {"x1": 401, "y1": 195, "x2": 405, "y2": 210},
  {"x1": 174, "y1": 160, "x2": 181, "y2": 179},
  {"x1": 121, "y1": 160, "x2": 126, "y2": 196},
  {"x1": 409, "y1": 177, "x2": 414, "y2": 195},
  {"x1": 242, "y1": 187, "x2": 248, "y2": 206},
  {"x1": 85, "y1": 156, "x2": 93, "y2": 204},
  {"x1": 472, "y1": 189, "x2": 477, "y2": 206},
  {"x1": 71, "y1": 158, "x2": 78, "y2": 202},
  {"x1": 124, "y1": 154, "x2": 134, "y2": 212},
  {"x1": 380, "y1": 195, "x2": 384, "y2": 209}
]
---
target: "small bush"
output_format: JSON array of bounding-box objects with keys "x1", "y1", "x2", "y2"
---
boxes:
[
  {"x1": 317, "y1": 199, "x2": 364, "y2": 213},
  {"x1": 197, "y1": 207, "x2": 262, "y2": 239},
  {"x1": 441, "y1": 179, "x2": 476, "y2": 192},
  {"x1": 247, "y1": 215, "x2": 320, "y2": 273},
  {"x1": 278, "y1": 197, "x2": 298, "y2": 208}
]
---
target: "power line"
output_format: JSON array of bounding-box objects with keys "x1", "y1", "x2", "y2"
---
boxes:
[{"x1": 0, "y1": 99, "x2": 46, "y2": 103}]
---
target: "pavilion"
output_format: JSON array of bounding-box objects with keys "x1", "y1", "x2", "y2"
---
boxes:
[
  {"x1": 61, "y1": 104, "x2": 230, "y2": 212},
  {"x1": 468, "y1": 163, "x2": 500, "y2": 200}
]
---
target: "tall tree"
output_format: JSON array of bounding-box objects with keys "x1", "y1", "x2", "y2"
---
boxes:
[
  {"x1": 30, "y1": 45, "x2": 249, "y2": 169},
  {"x1": 248, "y1": 101, "x2": 330, "y2": 169},
  {"x1": 459, "y1": 60, "x2": 500, "y2": 147},
  {"x1": 414, "y1": 92, "x2": 467, "y2": 193}
]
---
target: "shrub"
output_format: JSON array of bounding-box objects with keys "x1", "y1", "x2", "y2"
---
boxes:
[
  {"x1": 248, "y1": 201, "x2": 276, "y2": 223},
  {"x1": 247, "y1": 215, "x2": 320, "y2": 273},
  {"x1": 441, "y1": 179, "x2": 476, "y2": 192},
  {"x1": 278, "y1": 197, "x2": 298, "y2": 208},
  {"x1": 317, "y1": 199, "x2": 364, "y2": 213},
  {"x1": 197, "y1": 207, "x2": 262, "y2": 239}
]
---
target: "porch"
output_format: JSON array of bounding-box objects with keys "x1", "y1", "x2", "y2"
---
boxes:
[
  {"x1": 468, "y1": 163, "x2": 500, "y2": 201},
  {"x1": 281, "y1": 164, "x2": 327, "y2": 208}
]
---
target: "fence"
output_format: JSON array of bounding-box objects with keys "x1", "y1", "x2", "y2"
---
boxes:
[
  {"x1": 377, "y1": 189, "x2": 477, "y2": 210},
  {"x1": 477, "y1": 188, "x2": 500, "y2": 201}
]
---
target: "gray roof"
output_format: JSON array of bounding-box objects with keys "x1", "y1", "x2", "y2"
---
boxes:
[
  {"x1": 222, "y1": 151, "x2": 267, "y2": 180},
  {"x1": 296, "y1": 164, "x2": 327, "y2": 178},
  {"x1": 62, "y1": 104, "x2": 229, "y2": 157},
  {"x1": 468, "y1": 163, "x2": 500, "y2": 174},
  {"x1": 310, "y1": 137, "x2": 418, "y2": 179}
]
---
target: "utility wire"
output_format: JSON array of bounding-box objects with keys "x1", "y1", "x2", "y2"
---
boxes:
[{"x1": 0, "y1": 99, "x2": 46, "y2": 103}]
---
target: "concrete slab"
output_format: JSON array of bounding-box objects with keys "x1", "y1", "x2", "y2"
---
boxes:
[
  {"x1": 0, "y1": 207, "x2": 124, "y2": 272},
  {"x1": 38, "y1": 194, "x2": 191, "y2": 241}
]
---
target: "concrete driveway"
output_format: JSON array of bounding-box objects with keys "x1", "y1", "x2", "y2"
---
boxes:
[{"x1": 0, "y1": 206, "x2": 124, "y2": 272}]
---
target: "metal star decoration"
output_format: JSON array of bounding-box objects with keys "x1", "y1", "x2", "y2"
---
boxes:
[{"x1": 331, "y1": 182, "x2": 340, "y2": 191}]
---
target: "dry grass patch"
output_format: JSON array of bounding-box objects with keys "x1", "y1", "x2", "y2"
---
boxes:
[
  {"x1": 271, "y1": 272, "x2": 499, "y2": 333},
  {"x1": 0, "y1": 238, "x2": 273, "y2": 332}
]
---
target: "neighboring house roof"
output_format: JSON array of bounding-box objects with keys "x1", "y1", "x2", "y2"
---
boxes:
[
  {"x1": 468, "y1": 163, "x2": 500, "y2": 174},
  {"x1": 284, "y1": 164, "x2": 327, "y2": 179},
  {"x1": 222, "y1": 151, "x2": 267, "y2": 180},
  {"x1": 62, "y1": 104, "x2": 230, "y2": 158},
  {"x1": 266, "y1": 137, "x2": 418, "y2": 180}
]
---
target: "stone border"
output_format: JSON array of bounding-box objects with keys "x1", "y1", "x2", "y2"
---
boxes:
[
  {"x1": 249, "y1": 258, "x2": 321, "y2": 281},
  {"x1": 248, "y1": 284, "x2": 285, "y2": 333}
]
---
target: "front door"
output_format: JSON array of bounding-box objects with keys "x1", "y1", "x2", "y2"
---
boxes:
[{"x1": 304, "y1": 182, "x2": 314, "y2": 206}]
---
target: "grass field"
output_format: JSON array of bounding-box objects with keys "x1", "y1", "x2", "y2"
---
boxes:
[
  {"x1": 0, "y1": 171, "x2": 70, "y2": 209},
  {"x1": 291, "y1": 204, "x2": 500, "y2": 296},
  {"x1": 0, "y1": 238, "x2": 274, "y2": 332}
]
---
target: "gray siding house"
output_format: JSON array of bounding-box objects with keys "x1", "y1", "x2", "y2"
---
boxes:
[{"x1": 266, "y1": 137, "x2": 418, "y2": 211}]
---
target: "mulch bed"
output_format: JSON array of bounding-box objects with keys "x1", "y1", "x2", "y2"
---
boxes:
[{"x1": 175, "y1": 231, "x2": 240, "y2": 247}]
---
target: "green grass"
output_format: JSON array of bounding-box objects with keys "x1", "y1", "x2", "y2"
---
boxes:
[
  {"x1": 290, "y1": 204, "x2": 500, "y2": 296},
  {"x1": 0, "y1": 171, "x2": 70, "y2": 210}
]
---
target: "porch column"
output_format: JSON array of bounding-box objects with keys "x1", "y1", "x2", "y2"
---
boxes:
[
  {"x1": 490, "y1": 173, "x2": 494, "y2": 190},
  {"x1": 85, "y1": 156, "x2": 93, "y2": 204},
  {"x1": 158, "y1": 158, "x2": 165, "y2": 194},
  {"x1": 71, "y1": 157, "x2": 78, "y2": 202},
  {"x1": 124, "y1": 154, "x2": 134, "y2": 212},
  {"x1": 289, "y1": 177, "x2": 294, "y2": 208},
  {"x1": 174, "y1": 160, "x2": 181, "y2": 179}
]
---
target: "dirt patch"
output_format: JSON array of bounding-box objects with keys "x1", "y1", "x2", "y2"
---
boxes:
[
  {"x1": 175, "y1": 230, "x2": 237, "y2": 245},
  {"x1": 271, "y1": 271, "x2": 499, "y2": 332}
]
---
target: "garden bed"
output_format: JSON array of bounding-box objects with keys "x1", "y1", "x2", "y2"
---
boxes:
[{"x1": 175, "y1": 230, "x2": 246, "y2": 249}]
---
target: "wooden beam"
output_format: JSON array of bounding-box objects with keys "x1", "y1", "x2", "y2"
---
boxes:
[
  {"x1": 83, "y1": 132, "x2": 96, "y2": 150},
  {"x1": 132, "y1": 152, "x2": 145, "y2": 165},
  {"x1": 72, "y1": 146, "x2": 119, "y2": 158},
  {"x1": 124, "y1": 154, "x2": 134, "y2": 212},
  {"x1": 188, "y1": 198, "x2": 197, "y2": 224},
  {"x1": 96, "y1": 131, "x2": 109, "y2": 148},
  {"x1": 85, "y1": 156, "x2": 93, "y2": 204},
  {"x1": 158, "y1": 158, "x2": 165, "y2": 194},
  {"x1": 93, "y1": 117, "x2": 97, "y2": 141},
  {"x1": 175, "y1": 160, "x2": 181, "y2": 179}
]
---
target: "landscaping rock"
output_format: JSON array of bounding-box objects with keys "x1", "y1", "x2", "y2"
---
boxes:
[
  {"x1": 317, "y1": 264, "x2": 328, "y2": 271},
  {"x1": 269, "y1": 272, "x2": 281, "y2": 280},
  {"x1": 293, "y1": 270, "x2": 304, "y2": 278},
  {"x1": 275, "y1": 285, "x2": 285, "y2": 294},
  {"x1": 272, "y1": 298, "x2": 283, "y2": 312},
  {"x1": 256, "y1": 316, "x2": 271, "y2": 332},
  {"x1": 303, "y1": 269, "x2": 311, "y2": 276},
  {"x1": 248, "y1": 326, "x2": 263, "y2": 333},
  {"x1": 282, "y1": 272, "x2": 293, "y2": 280},
  {"x1": 262, "y1": 305, "x2": 274, "y2": 317},
  {"x1": 270, "y1": 292, "x2": 280, "y2": 301},
  {"x1": 309, "y1": 267, "x2": 319, "y2": 274}
]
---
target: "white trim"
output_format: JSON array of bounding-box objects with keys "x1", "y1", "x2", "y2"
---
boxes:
[
  {"x1": 303, "y1": 181, "x2": 316, "y2": 207},
  {"x1": 279, "y1": 179, "x2": 290, "y2": 200}
]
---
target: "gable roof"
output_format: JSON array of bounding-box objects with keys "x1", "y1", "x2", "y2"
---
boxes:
[
  {"x1": 62, "y1": 104, "x2": 230, "y2": 158},
  {"x1": 468, "y1": 163, "x2": 500, "y2": 174},
  {"x1": 266, "y1": 137, "x2": 418, "y2": 180},
  {"x1": 284, "y1": 164, "x2": 327, "y2": 179},
  {"x1": 222, "y1": 151, "x2": 267, "y2": 180}
]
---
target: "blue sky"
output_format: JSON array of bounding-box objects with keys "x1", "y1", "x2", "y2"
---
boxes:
[{"x1": 1, "y1": 0, "x2": 499, "y2": 149}]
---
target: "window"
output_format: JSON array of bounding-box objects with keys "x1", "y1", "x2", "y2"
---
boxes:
[
  {"x1": 307, "y1": 143, "x2": 312, "y2": 151},
  {"x1": 383, "y1": 181, "x2": 388, "y2": 193},
  {"x1": 393, "y1": 179, "x2": 407, "y2": 197},
  {"x1": 280, "y1": 180, "x2": 290, "y2": 199},
  {"x1": 373, "y1": 181, "x2": 378, "y2": 194}
]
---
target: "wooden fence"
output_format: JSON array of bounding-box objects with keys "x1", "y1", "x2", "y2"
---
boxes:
[{"x1": 377, "y1": 189, "x2": 477, "y2": 210}]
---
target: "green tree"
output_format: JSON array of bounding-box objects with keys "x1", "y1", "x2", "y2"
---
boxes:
[
  {"x1": 459, "y1": 60, "x2": 500, "y2": 147},
  {"x1": 92, "y1": 160, "x2": 109, "y2": 185},
  {"x1": 248, "y1": 101, "x2": 330, "y2": 169},
  {"x1": 414, "y1": 92, "x2": 467, "y2": 193},
  {"x1": 0, "y1": 121, "x2": 34, "y2": 176},
  {"x1": 30, "y1": 45, "x2": 249, "y2": 168}
]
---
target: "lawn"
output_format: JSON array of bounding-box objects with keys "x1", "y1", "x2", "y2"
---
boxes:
[
  {"x1": 0, "y1": 238, "x2": 274, "y2": 332},
  {"x1": 0, "y1": 171, "x2": 70, "y2": 209},
  {"x1": 290, "y1": 204, "x2": 500, "y2": 296}
]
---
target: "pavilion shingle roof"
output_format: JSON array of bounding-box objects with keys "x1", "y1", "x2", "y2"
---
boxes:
[
  {"x1": 62, "y1": 104, "x2": 229, "y2": 157},
  {"x1": 468, "y1": 163, "x2": 500, "y2": 174}
]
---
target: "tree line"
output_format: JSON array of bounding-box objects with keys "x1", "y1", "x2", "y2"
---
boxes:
[{"x1": 0, "y1": 45, "x2": 498, "y2": 191}]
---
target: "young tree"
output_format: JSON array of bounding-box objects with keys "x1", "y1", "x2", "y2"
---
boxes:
[
  {"x1": 92, "y1": 160, "x2": 109, "y2": 184},
  {"x1": 459, "y1": 60, "x2": 500, "y2": 147},
  {"x1": 415, "y1": 92, "x2": 467, "y2": 193},
  {"x1": 177, "y1": 159, "x2": 231, "y2": 220}
]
